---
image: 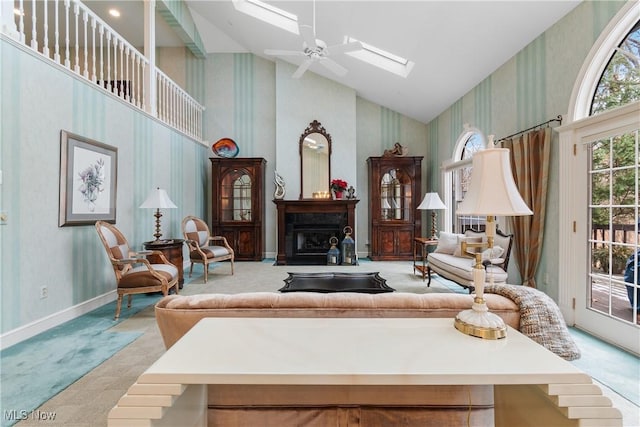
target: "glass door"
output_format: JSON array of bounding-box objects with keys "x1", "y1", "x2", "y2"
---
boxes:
[{"x1": 576, "y1": 126, "x2": 639, "y2": 352}]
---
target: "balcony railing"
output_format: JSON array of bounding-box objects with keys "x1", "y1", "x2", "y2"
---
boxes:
[{"x1": 3, "y1": 0, "x2": 204, "y2": 141}]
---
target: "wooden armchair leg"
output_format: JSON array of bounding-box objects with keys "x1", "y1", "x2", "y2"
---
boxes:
[
  {"x1": 114, "y1": 294, "x2": 123, "y2": 320},
  {"x1": 426, "y1": 267, "x2": 432, "y2": 287}
]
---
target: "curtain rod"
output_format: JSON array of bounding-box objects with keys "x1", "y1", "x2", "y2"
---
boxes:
[{"x1": 496, "y1": 115, "x2": 563, "y2": 143}]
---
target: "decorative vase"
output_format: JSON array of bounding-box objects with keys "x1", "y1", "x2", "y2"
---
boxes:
[{"x1": 334, "y1": 190, "x2": 344, "y2": 199}]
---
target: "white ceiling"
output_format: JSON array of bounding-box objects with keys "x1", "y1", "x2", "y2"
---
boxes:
[{"x1": 88, "y1": 0, "x2": 582, "y2": 124}]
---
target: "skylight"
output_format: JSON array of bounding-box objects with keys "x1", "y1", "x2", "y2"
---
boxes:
[
  {"x1": 232, "y1": 0, "x2": 299, "y2": 35},
  {"x1": 344, "y1": 36, "x2": 414, "y2": 78}
]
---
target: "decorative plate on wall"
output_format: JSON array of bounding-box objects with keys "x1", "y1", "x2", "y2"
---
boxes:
[{"x1": 212, "y1": 138, "x2": 239, "y2": 158}]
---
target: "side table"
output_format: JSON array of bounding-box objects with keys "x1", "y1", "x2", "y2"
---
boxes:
[
  {"x1": 144, "y1": 239, "x2": 185, "y2": 288},
  {"x1": 413, "y1": 237, "x2": 438, "y2": 283}
]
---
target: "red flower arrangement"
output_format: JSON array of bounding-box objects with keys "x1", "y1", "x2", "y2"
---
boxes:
[{"x1": 330, "y1": 179, "x2": 348, "y2": 192}]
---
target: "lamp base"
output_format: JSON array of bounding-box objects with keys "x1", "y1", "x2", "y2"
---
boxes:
[{"x1": 453, "y1": 299, "x2": 507, "y2": 340}]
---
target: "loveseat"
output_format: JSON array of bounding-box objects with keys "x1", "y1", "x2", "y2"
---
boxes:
[
  {"x1": 155, "y1": 291, "x2": 521, "y2": 426},
  {"x1": 427, "y1": 229, "x2": 513, "y2": 293}
]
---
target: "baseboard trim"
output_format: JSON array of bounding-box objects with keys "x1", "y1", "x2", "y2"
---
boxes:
[{"x1": 0, "y1": 291, "x2": 116, "y2": 350}]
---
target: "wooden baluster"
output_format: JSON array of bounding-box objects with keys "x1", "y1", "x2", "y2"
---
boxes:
[
  {"x1": 18, "y1": 0, "x2": 25, "y2": 43},
  {"x1": 54, "y1": 0, "x2": 60, "y2": 63},
  {"x1": 119, "y1": 40, "x2": 123, "y2": 97},
  {"x1": 73, "y1": 0, "x2": 79, "y2": 73},
  {"x1": 112, "y1": 35, "x2": 117, "y2": 94},
  {"x1": 64, "y1": 0, "x2": 70, "y2": 68},
  {"x1": 99, "y1": 24, "x2": 104, "y2": 85},
  {"x1": 106, "y1": 31, "x2": 111, "y2": 91},
  {"x1": 30, "y1": 0, "x2": 37, "y2": 50},
  {"x1": 42, "y1": 0, "x2": 49, "y2": 57},
  {"x1": 91, "y1": 17, "x2": 96, "y2": 82},
  {"x1": 82, "y1": 9, "x2": 88, "y2": 78},
  {"x1": 141, "y1": 61, "x2": 146, "y2": 111},
  {"x1": 125, "y1": 46, "x2": 130, "y2": 101}
]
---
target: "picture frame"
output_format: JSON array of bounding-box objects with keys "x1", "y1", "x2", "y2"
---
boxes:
[{"x1": 59, "y1": 130, "x2": 117, "y2": 226}]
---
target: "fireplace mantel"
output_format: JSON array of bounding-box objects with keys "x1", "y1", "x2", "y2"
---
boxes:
[{"x1": 274, "y1": 199, "x2": 359, "y2": 265}]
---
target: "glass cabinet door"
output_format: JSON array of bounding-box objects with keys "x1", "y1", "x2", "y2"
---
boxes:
[
  {"x1": 221, "y1": 169, "x2": 252, "y2": 221},
  {"x1": 380, "y1": 168, "x2": 411, "y2": 221}
]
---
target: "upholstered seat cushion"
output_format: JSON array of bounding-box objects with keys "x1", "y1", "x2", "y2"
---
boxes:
[
  {"x1": 427, "y1": 253, "x2": 508, "y2": 284},
  {"x1": 190, "y1": 245, "x2": 231, "y2": 260},
  {"x1": 119, "y1": 264, "x2": 178, "y2": 288}
]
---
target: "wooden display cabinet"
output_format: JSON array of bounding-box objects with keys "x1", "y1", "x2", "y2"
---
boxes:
[
  {"x1": 210, "y1": 158, "x2": 266, "y2": 261},
  {"x1": 367, "y1": 156, "x2": 422, "y2": 261}
]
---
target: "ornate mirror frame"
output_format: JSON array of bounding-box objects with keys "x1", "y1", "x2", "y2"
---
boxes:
[{"x1": 299, "y1": 120, "x2": 332, "y2": 199}]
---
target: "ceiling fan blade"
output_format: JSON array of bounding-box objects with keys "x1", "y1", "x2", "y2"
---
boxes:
[
  {"x1": 319, "y1": 57, "x2": 348, "y2": 76},
  {"x1": 325, "y1": 41, "x2": 362, "y2": 56},
  {"x1": 292, "y1": 59, "x2": 313, "y2": 79},
  {"x1": 264, "y1": 49, "x2": 306, "y2": 57},
  {"x1": 299, "y1": 24, "x2": 317, "y2": 50}
]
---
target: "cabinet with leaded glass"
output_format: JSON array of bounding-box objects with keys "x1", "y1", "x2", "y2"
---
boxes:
[
  {"x1": 367, "y1": 156, "x2": 422, "y2": 260},
  {"x1": 210, "y1": 158, "x2": 266, "y2": 260}
]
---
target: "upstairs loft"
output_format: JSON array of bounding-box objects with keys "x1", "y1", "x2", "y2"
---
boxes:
[{"x1": 1, "y1": 0, "x2": 204, "y2": 142}]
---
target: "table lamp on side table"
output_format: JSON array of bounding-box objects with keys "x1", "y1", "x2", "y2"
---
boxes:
[
  {"x1": 417, "y1": 192, "x2": 447, "y2": 239},
  {"x1": 455, "y1": 142, "x2": 532, "y2": 339},
  {"x1": 140, "y1": 187, "x2": 177, "y2": 242}
]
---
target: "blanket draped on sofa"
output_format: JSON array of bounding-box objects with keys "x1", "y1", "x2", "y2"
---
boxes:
[{"x1": 485, "y1": 284, "x2": 580, "y2": 360}]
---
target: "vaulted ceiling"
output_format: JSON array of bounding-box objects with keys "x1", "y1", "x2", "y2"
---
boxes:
[{"x1": 87, "y1": 0, "x2": 581, "y2": 124}]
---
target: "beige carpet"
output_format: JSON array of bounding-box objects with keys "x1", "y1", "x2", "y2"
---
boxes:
[{"x1": 15, "y1": 260, "x2": 458, "y2": 427}]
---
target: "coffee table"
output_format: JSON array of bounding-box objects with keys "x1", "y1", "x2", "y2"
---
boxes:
[
  {"x1": 107, "y1": 318, "x2": 622, "y2": 427},
  {"x1": 278, "y1": 272, "x2": 395, "y2": 293}
]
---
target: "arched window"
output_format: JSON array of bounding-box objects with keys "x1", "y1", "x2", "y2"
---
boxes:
[
  {"x1": 443, "y1": 127, "x2": 486, "y2": 233},
  {"x1": 591, "y1": 21, "x2": 640, "y2": 115}
]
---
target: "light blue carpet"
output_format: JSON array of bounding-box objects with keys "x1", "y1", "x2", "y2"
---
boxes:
[
  {"x1": 0, "y1": 293, "x2": 160, "y2": 427},
  {"x1": 569, "y1": 327, "x2": 640, "y2": 406}
]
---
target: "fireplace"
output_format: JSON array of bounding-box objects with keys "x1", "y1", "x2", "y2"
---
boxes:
[{"x1": 274, "y1": 200, "x2": 358, "y2": 265}]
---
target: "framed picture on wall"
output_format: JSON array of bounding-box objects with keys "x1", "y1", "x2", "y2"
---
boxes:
[{"x1": 59, "y1": 130, "x2": 117, "y2": 226}]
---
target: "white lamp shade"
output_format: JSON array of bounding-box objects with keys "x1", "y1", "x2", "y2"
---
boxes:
[
  {"x1": 417, "y1": 192, "x2": 447, "y2": 210},
  {"x1": 457, "y1": 148, "x2": 533, "y2": 216},
  {"x1": 139, "y1": 187, "x2": 177, "y2": 209}
]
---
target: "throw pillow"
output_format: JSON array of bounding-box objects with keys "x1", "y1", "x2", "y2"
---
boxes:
[
  {"x1": 434, "y1": 232, "x2": 460, "y2": 254},
  {"x1": 481, "y1": 246, "x2": 505, "y2": 262}
]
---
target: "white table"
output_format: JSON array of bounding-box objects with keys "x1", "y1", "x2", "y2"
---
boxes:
[{"x1": 108, "y1": 318, "x2": 622, "y2": 427}]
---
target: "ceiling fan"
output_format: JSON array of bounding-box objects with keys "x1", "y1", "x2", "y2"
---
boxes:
[{"x1": 264, "y1": 2, "x2": 362, "y2": 79}]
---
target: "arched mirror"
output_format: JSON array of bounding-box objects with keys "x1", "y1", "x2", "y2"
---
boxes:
[{"x1": 299, "y1": 120, "x2": 332, "y2": 199}]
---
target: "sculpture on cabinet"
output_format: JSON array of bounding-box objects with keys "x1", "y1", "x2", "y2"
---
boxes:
[
  {"x1": 274, "y1": 171, "x2": 286, "y2": 199},
  {"x1": 300, "y1": 120, "x2": 332, "y2": 199}
]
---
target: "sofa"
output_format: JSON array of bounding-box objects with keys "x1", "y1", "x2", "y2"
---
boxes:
[
  {"x1": 427, "y1": 229, "x2": 513, "y2": 293},
  {"x1": 155, "y1": 291, "x2": 521, "y2": 426}
]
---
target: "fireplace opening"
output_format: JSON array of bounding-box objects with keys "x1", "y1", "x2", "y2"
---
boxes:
[{"x1": 285, "y1": 213, "x2": 346, "y2": 265}]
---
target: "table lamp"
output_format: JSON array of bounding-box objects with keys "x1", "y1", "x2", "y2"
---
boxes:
[
  {"x1": 455, "y1": 143, "x2": 532, "y2": 339},
  {"x1": 139, "y1": 187, "x2": 177, "y2": 242},
  {"x1": 417, "y1": 192, "x2": 447, "y2": 239}
]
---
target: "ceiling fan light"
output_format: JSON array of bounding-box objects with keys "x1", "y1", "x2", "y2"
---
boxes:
[{"x1": 232, "y1": 0, "x2": 299, "y2": 35}]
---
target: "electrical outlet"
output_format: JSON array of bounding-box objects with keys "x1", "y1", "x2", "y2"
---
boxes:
[{"x1": 40, "y1": 286, "x2": 48, "y2": 299}]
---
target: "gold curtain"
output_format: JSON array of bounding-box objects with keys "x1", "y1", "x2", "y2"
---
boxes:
[{"x1": 503, "y1": 127, "x2": 552, "y2": 288}]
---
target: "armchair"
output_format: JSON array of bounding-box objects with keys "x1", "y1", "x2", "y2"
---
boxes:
[
  {"x1": 95, "y1": 221, "x2": 179, "y2": 320},
  {"x1": 182, "y1": 216, "x2": 234, "y2": 283}
]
